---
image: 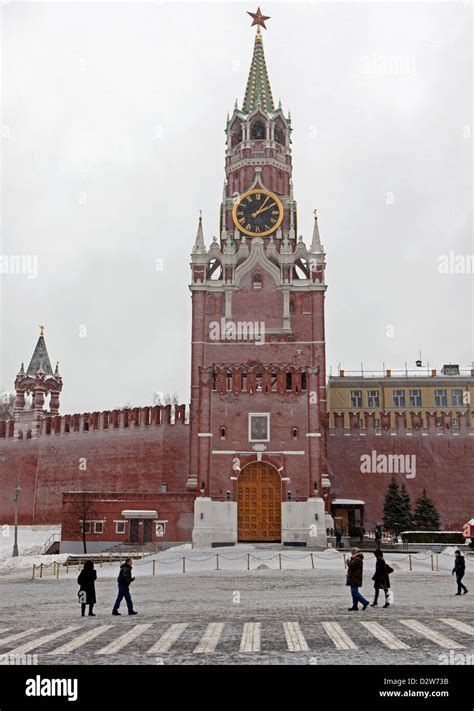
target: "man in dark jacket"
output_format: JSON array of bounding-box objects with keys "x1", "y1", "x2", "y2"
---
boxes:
[
  {"x1": 346, "y1": 548, "x2": 369, "y2": 611},
  {"x1": 112, "y1": 558, "x2": 138, "y2": 615},
  {"x1": 452, "y1": 550, "x2": 468, "y2": 595}
]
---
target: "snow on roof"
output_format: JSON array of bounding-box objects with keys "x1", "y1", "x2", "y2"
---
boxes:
[
  {"x1": 121, "y1": 510, "x2": 158, "y2": 519},
  {"x1": 332, "y1": 499, "x2": 365, "y2": 506}
]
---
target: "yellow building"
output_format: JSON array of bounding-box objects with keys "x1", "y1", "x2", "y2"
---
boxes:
[{"x1": 328, "y1": 364, "x2": 473, "y2": 429}]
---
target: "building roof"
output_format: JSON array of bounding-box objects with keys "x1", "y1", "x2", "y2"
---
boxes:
[{"x1": 242, "y1": 29, "x2": 275, "y2": 113}]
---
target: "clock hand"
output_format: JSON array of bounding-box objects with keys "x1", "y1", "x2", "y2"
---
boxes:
[
  {"x1": 251, "y1": 196, "x2": 270, "y2": 218},
  {"x1": 252, "y1": 202, "x2": 277, "y2": 218}
]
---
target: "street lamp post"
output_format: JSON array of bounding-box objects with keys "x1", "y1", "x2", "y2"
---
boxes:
[
  {"x1": 0, "y1": 452, "x2": 19, "y2": 557},
  {"x1": 12, "y1": 483, "x2": 21, "y2": 557}
]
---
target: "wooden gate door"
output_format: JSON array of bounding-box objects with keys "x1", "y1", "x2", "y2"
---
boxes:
[
  {"x1": 237, "y1": 462, "x2": 281, "y2": 542},
  {"x1": 143, "y1": 519, "x2": 153, "y2": 543},
  {"x1": 129, "y1": 519, "x2": 139, "y2": 544}
]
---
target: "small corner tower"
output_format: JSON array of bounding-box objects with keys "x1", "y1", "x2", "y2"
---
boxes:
[{"x1": 14, "y1": 326, "x2": 63, "y2": 439}]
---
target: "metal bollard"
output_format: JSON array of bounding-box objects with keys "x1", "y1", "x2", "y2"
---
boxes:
[
  {"x1": 182, "y1": 557, "x2": 186, "y2": 573},
  {"x1": 216, "y1": 554, "x2": 219, "y2": 571},
  {"x1": 152, "y1": 560, "x2": 156, "y2": 576},
  {"x1": 32, "y1": 565, "x2": 35, "y2": 580},
  {"x1": 409, "y1": 554, "x2": 412, "y2": 571},
  {"x1": 310, "y1": 553, "x2": 315, "y2": 569},
  {"x1": 278, "y1": 553, "x2": 282, "y2": 570},
  {"x1": 247, "y1": 553, "x2": 250, "y2": 571},
  {"x1": 431, "y1": 554, "x2": 434, "y2": 572},
  {"x1": 39, "y1": 563, "x2": 43, "y2": 579}
]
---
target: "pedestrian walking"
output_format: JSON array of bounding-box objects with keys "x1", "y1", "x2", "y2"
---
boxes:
[
  {"x1": 112, "y1": 558, "x2": 138, "y2": 615},
  {"x1": 77, "y1": 560, "x2": 97, "y2": 617},
  {"x1": 452, "y1": 550, "x2": 468, "y2": 595},
  {"x1": 346, "y1": 548, "x2": 369, "y2": 611},
  {"x1": 370, "y1": 549, "x2": 393, "y2": 608},
  {"x1": 374, "y1": 525, "x2": 382, "y2": 549}
]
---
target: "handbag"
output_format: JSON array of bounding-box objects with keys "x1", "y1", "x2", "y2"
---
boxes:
[{"x1": 387, "y1": 590, "x2": 394, "y2": 604}]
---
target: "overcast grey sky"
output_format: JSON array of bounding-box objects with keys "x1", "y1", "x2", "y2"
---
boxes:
[{"x1": 1, "y1": 1, "x2": 472, "y2": 414}]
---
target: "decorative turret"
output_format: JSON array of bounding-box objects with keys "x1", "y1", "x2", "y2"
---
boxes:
[{"x1": 14, "y1": 326, "x2": 63, "y2": 439}]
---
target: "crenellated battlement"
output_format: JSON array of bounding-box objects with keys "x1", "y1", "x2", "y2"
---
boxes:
[
  {"x1": 1, "y1": 403, "x2": 189, "y2": 439},
  {"x1": 330, "y1": 410, "x2": 473, "y2": 436}
]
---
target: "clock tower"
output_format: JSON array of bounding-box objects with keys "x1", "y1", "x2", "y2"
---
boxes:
[{"x1": 189, "y1": 9, "x2": 330, "y2": 547}]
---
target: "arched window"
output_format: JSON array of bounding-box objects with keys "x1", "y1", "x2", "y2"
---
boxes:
[
  {"x1": 252, "y1": 272, "x2": 262, "y2": 289},
  {"x1": 292, "y1": 427, "x2": 299, "y2": 439},
  {"x1": 231, "y1": 123, "x2": 242, "y2": 147},
  {"x1": 275, "y1": 123, "x2": 285, "y2": 145},
  {"x1": 251, "y1": 120, "x2": 265, "y2": 139},
  {"x1": 220, "y1": 426, "x2": 226, "y2": 439}
]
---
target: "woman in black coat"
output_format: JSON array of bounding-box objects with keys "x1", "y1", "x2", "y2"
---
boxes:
[
  {"x1": 78, "y1": 560, "x2": 97, "y2": 617},
  {"x1": 370, "y1": 549, "x2": 393, "y2": 608}
]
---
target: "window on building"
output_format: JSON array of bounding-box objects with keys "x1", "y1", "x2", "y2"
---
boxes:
[
  {"x1": 252, "y1": 273, "x2": 262, "y2": 289},
  {"x1": 375, "y1": 418, "x2": 381, "y2": 428},
  {"x1": 160, "y1": 483, "x2": 168, "y2": 494},
  {"x1": 452, "y1": 417, "x2": 459, "y2": 428},
  {"x1": 350, "y1": 390, "x2": 363, "y2": 408},
  {"x1": 94, "y1": 522, "x2": 104, "y2": 534},
  {"x1": 367, "y1": 390, "x2": 380, "y2": 408},
  {"x1": 286, "y1": 372, "x2": 292, "y2": 391},
  {"x1": 452, "y1": 389, "x2": 463, "y2": 407},
  {"x1": 301, "y1": 372, "x2": 307, "y2": 391},
  {"x1": 410, "y1": 389, "x2": 422, "y2": 407},
  {"x1": 291, "y1": 427, "x2": 298, "y2": 439},
  {"x1": 437, "y1": 416, "x2": 443, "y2": 428},
  {"x1": 393, "y1": 390, "x2": 406, "y2": 407},
  {"x1": 220, "y1": 426, "x2": 226, "y2": 439},
  {"x1": 251, "y1": 119, "x2": 265, "y2": 139},
  {"x1": 115, "y1": 521, "x2": 126, "y2": 534},
  {"x1": 81, "y1": 521, "x2": 91, "y2": 534},
  {"x1": 435, "y1": 389, "x2": 447, "y2": 407}
]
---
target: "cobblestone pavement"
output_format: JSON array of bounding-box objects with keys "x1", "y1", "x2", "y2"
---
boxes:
[{"x1": 0, "y1": 569, "x2": 472, "y2": 665}]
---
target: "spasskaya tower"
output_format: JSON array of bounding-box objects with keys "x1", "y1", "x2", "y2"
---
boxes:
[{"x1": 189, "y1": 8, "x2": 330, "y2": 547}]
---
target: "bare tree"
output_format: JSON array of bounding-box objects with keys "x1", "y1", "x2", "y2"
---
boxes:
[{"x1": 68, "y1": 492, "x2": 98, "y2": 554}]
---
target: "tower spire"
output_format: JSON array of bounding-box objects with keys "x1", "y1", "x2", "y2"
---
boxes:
[
  {"x1": 192, "y1": 211, "x2": 206, "y2": 254},
  {"x1": 310, "y1": 209, "x2": 324, "y2": 254},
  {"x1": 26, "y1": 327, "x2": 53, "y2": 376},
  {"x1": 243, "y1": 8, "x2": 274, "y2": 113}
]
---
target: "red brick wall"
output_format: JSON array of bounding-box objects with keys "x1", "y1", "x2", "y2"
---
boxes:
[
  {"x1": 0, "y1": 422, "x2": 190, "y2": 525},
  {"x1": 327, "y1": 429, "x2": 474, "y2": 530}
]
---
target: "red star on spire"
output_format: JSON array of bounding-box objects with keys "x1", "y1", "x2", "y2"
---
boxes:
[{"x1": 247, "y1": 7, "x2": 271, "y2": 30}]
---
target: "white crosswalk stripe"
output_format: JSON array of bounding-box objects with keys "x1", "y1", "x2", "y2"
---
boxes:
[
  {"x1": 96, "y1": 624, "x2": 153, "y2": 655},
  {"x1": 0, "y1": 628, "x2": 43, "y2": 647},
  {"x1": 48, "y1": 625, "x2": 113, "y2": 655},
  {"x1": 4, "y1": 626, "x2": 80, "y2": 655},
  {"x1": 283, "y1": 622, "x2": 309, "y2": 651},
  {"x1": 239, "y1": 622, "x2": 261, "y2": 653},
  {"x1": 322, "y1": 621, "x2": 357, "y2": 650},
  {"x1": 399, "y1": 620, "x2": 464, "y2": 649},
  {"x1": 146, "y1": 623, "x2": 189, "y2": 654},
  {"x1": 193, "y1": 623, "x2": 225, "y2": 654},
  {"x1": 439, "y1": 618, "x2": 474, "y2": 637},
  {"x1": 360, "y1": 621, "x2": 410, "y2": 650}
]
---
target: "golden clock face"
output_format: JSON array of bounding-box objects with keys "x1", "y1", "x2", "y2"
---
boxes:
[{"x1": 232, "y1": 189, "x2": 284, "y2": 237}]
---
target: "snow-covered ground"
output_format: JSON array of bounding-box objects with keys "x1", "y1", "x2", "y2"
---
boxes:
[{"x1": 0, "y1": 528, "x2": 470, "y2": 579}]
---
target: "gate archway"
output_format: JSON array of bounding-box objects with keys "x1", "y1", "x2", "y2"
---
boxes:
[{"x1": 237, "y1": 462, "x2": 282, "y2": 542}]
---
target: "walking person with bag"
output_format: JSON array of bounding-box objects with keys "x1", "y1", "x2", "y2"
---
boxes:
[
  {"x1": 370, "y1": 549, "x2": 393, "y2": 608},
  {"x1": 112, "y1": 557, "x2": 138, "y2": 615},
  {"x1": 77, "y1": 559, "x2": 97, "y2": 617},
  {"x1": 346, "y1": 548, "x2": 369, "y2": 611}
]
